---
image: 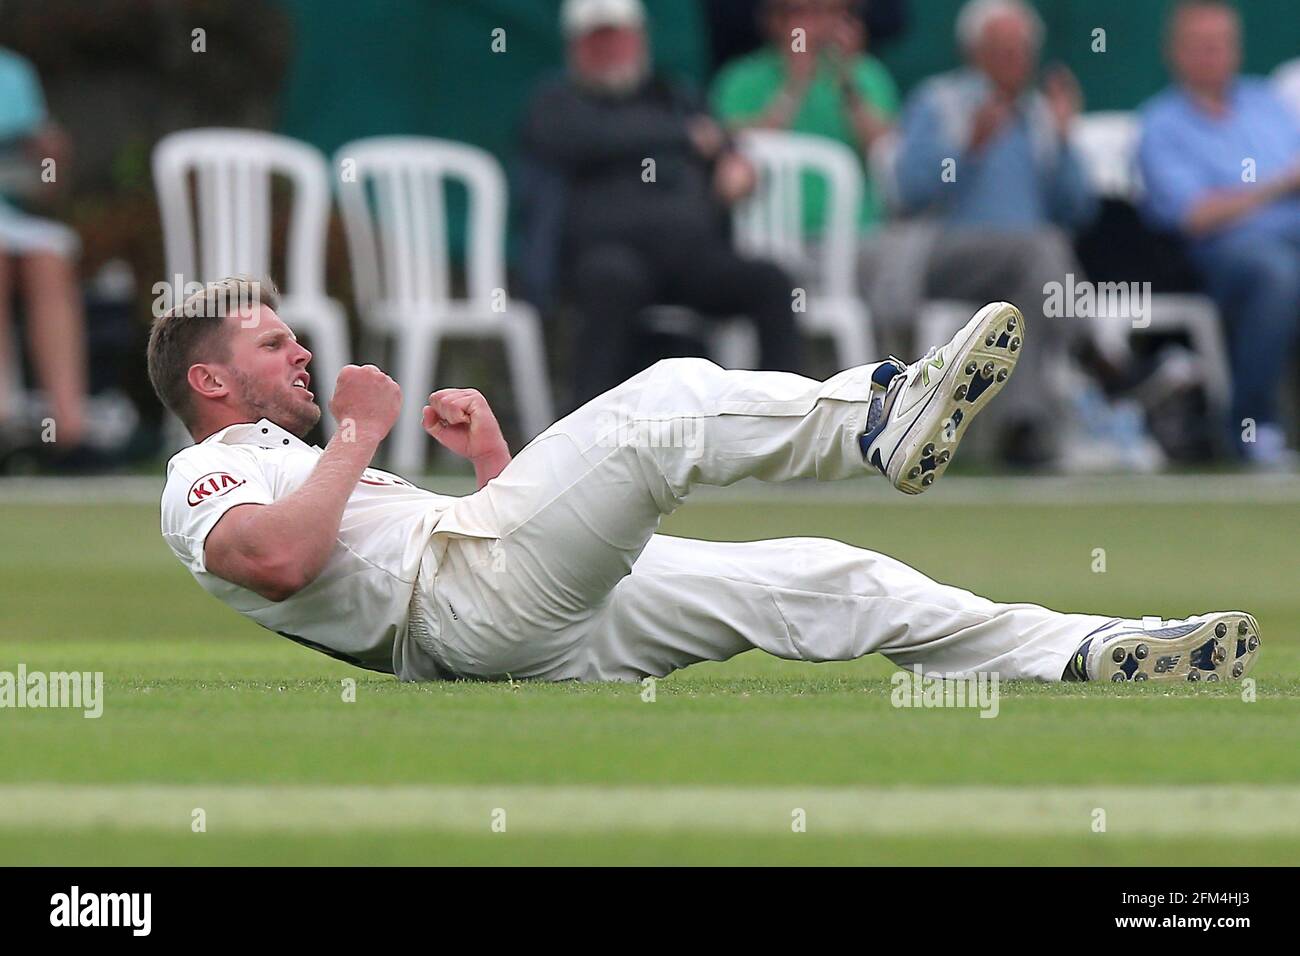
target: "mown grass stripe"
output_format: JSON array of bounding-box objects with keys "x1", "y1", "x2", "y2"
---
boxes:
[{"x1": 2, "y1": 785, "x2": 1298, "y2": 834}]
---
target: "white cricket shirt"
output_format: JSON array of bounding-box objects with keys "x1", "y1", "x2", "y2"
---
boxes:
[{"x1": 159, "y1": 419, "x2": 493, "y2": 680}]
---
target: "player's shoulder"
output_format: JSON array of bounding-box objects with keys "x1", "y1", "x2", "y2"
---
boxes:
[
  {"x1": 164, "y1": 435, "x2": 260, "y2": 483},
  {"x1": 160, "y1": 428, "x2": 282, "y2": 543},
  {"x1": 161, "y1": 427, "x2": 278, "y2": 514}
]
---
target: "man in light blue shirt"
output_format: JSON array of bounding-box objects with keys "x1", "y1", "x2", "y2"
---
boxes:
[
  {"x1": 879, "y1": 0, "x2": 1098, "y2": 466},
  {"x1": 895, "y1": 59, "x2": 1095, "y2": 231},
  {"x1": 1138, "y1": 0, "x2": 1300, "y2": 464}
]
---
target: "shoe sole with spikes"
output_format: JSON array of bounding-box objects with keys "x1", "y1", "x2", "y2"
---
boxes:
[
  {"x1": 1095, "y1": 612, "x2": 1262, "y2": 684},
  {"x1": 872, "y1": 301, "x2": 1025, "y2": 495}
]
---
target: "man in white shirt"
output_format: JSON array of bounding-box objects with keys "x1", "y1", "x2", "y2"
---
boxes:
[{"x1": 154, "y1": 276, "x2": 1260, "y2": 685}]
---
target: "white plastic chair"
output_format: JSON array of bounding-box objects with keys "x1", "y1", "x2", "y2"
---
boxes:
[
  {"x1": 1089, "y1": 294, "x2": 1231, "y2": 415},
  {"x1": 1272, "y1": 57, "x2": 1300, "y2": 121},
  {"x1": 1068, "y1": 112, "x2": 1232, "y2": 415},
  {"x1": 1070, "y1": 111, "x2": 1144, "y2": 202},
  {"x1": 733, "y1": 130, "x2": 876, "y2": 368},
  {"x1": 153, "y1": 129, "x2": 351, "y2": 434},
  {"x1": 334, "y1": 136, "x2": 554, "y2": 474},
  {"x1": 916, "y1": 295, "x2": 1230, "y2": 421},
  {"x1": 867, "y1": 128, "x2": 903, "y2": 216}
]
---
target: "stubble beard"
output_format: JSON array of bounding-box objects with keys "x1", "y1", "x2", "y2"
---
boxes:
[{"x1": 230, "y1": 368, "x2": 321, "y2": 438}]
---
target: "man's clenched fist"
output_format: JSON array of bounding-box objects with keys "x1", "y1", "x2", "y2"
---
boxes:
[
  {"x1": 422, "y1": 388, "x2": 507, "y2": 463},
  {"x1": 330, "y1": 365, "x2": 402, "y2": 442}
]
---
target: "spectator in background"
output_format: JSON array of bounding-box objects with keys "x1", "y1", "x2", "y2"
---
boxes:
[
  {"x1": 706, "y1": 0, "x2": 910, "y2": 80},
  {"x1": 1139, "y1": 0, "x2": 1300, "y2": 467},
  {"x1": 886, "y1": 0, "x2": 1097, "y2": 465},
  {"x1": 0, "y1": 44, "x2": 90, "y2": 461},
  {"x1": 712, "y1": 0, "x2": 899, "y2": 234},
  {"x1": 523, "y1": 0, "x2": 801, "y2": 409}
]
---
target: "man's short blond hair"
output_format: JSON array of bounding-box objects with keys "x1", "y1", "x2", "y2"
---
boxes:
[{"x1": 146, "y1": 275, "x2": 280, "y2": 428}]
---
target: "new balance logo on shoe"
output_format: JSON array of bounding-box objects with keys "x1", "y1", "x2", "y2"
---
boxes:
[
  {"x1": 861, "y1": 302, "x2": 1023, "y2": 495},
  {"x1": 1153, "y1": 654, "x2": 1180, "y2": 673},
  {"x1": 920, "y1": 353, "x2": 945, "y2": 386}
]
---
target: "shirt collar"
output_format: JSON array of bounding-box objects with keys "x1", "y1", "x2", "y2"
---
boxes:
[
  {"x1": 1176, "y1": 78, "x2": 1244, "y2": 119},
  {"x1": 204, "y1": 419, "x2": 313, "y2": 451}
]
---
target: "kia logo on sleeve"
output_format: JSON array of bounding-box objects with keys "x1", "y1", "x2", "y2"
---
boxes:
[{"x1": 187, "y1": 472, "x2": 247, "y2": 506}]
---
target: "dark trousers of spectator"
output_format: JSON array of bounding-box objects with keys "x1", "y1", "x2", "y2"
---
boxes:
[
  {"x1": 1190, "y1": 226, "x2": 1300, "y2": 448},
  {"x1": 567, "y1": 237, "x2": 803, "y2": 409}
]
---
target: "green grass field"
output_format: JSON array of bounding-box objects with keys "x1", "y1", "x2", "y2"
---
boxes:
[{"x1": 1, "y1": 478, "x2": 1298, "y2": 865}]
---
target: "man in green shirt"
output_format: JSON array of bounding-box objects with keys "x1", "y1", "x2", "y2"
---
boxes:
[{"x1": 711, "y1": 0, "x2": 899, "y2": 233}]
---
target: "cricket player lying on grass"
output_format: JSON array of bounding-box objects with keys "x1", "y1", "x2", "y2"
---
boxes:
[{"x1": 151, "y1": 277, "x2": 1261, "y2": 685}]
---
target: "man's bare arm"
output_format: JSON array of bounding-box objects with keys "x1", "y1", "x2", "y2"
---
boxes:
[
  {"x1": 470, "y1": 445, "x2": 512, "y2": 488},
  {"x1": 422, "y1": 387, "x2": 512, "y2": 489},
  {"x1": 204, "y1": 365, "x2": 402, "y2": 602}
]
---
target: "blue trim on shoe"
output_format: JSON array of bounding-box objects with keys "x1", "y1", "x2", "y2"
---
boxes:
[
  {"x1": 860, "y1": 396, "x2": 885, "y2": 465},
  {"x1": 1067, "y1": 618, "x2": 1122, "y2": 680},
  {"x1": 860, "y1": 362, "x2": 907, "y2": 472},
  {"x1": 871, "y1": 360, "x2": 905, "y2": 389}
]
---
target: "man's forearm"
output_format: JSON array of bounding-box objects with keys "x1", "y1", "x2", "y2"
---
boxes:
[
  {"x1": 472, "y1": 445, "x2": 511, "y2": 489},
  {"x1": 242, "y1": 429, "x2": 383, "y2": 586},
  {"x1": 1185, "y1": 176, "x2": 1295, "y2": 236}
]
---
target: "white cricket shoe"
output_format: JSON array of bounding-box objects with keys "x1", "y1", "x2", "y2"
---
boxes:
[
  {"x1": 861, "y1": 301, "x2": 1024, "y2": 494},
  {"x1": 1068, "y1": 612, "x2": 1262, "y2": 683}
]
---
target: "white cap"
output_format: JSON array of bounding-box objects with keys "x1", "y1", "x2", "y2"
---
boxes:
[{"x1": 561, "y1": 0, "x2": 645, "y2": 38}]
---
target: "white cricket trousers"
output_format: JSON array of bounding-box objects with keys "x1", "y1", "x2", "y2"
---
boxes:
[{"x1": 416, "y1": 357, "x2": 1111, "y2": 683}]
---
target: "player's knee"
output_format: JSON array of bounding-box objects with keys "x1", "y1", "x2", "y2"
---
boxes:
[
  {"x1": 621, "y1": 355, "x2": 724, "y2": 403},
  {"x1": 648, "y1": 355, "x2": 721, "y2": 380}
]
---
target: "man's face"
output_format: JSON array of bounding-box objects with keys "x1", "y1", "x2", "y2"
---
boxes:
[
  {"x1": 973, "y1": 11, "x2": 1038, "y2": 96},
  {"x1": 1170, "y1": 6, "x2": 1240, "y2": 94},
  {"x1": 213, "y1": 307, "x2": 320, "y2": 437},
  {"x1": 570, "y1": 25, "x2": 647, "y2": 93}
]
